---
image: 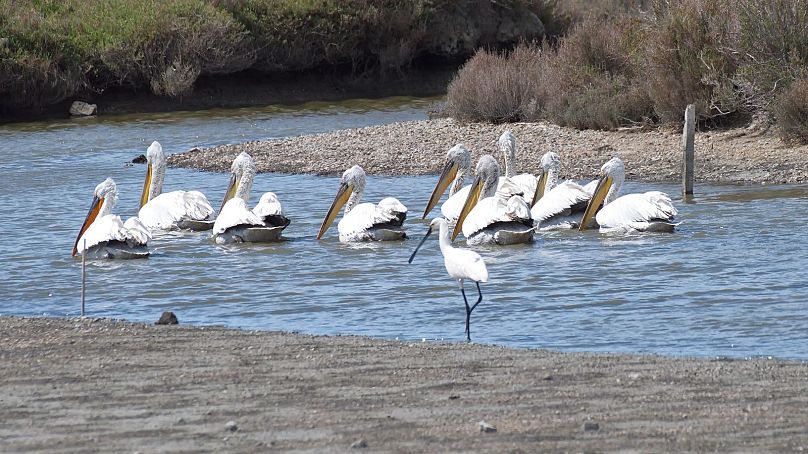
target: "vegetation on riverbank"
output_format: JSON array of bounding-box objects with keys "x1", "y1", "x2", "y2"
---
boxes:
[
  {"x1": 0, "y1": 0, "x2": 552, "y2": 110},
  {"x1": 444, "y1": 0, "x2": 808, "y2": 142}
]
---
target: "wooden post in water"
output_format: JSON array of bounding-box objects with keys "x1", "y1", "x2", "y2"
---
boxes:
[
  {"x1": 81, "y1": 239, "x2": 86, "y2": 317},
  {"x1": 682, "y1": 104, "x2": 695, "y2": 196}
]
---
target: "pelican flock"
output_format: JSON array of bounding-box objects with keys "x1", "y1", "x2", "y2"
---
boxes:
[
  {"x1": 213, "y1": 152, "x2": 290, "y2": 243},
  {"x1": 409, "y1": 217, "x2": 489, "y2": 342},
  {"x1": 138, "y1": 141, "x2": 215, "y2": 231},
  {"x1": 73, "y1": 131, "x2": 680, "y2": 342},
  {"x1": 73, "y1": 178, "x2": 151, "y2": 259},
  {"x1": 317, "y1": 165, "x2": 407, "y2": 242}
]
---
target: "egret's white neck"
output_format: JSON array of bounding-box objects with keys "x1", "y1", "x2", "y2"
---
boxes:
[
  {"x1": 437, "y1": 220, "x2": 452, "y2": 253},
  {"x1": 606, "y1": 171, "x2": 624, "y2": 205},
  {"x1": 450, "y1": 169, "x2": 466, "y2": 196},
  {"x1": 149, "y1": 159, "x2": 166, "y2": 201}
]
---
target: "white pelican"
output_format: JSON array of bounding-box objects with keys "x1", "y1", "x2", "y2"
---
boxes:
[
  {"x1": 530, "y1": 151, "x2": 593, "y2": 230},
  {"x1": 452, "y1": 155, "x2": 534, "y2": 245},
  {"x1": 409, "y1": 217, "x2": 489, "y2": 342},
  {"x1": 138, "y1": 141, "x2": 215, "y2": 231},
  {"x1": 73, "y1": 178, "x2": 151, "y2": 259},
  {"x1": 212, "y1": 152, "x2": 291, "y2": 244},
  {"x1": 317, "y1": 165, "x2": 407, "y2": 242},
  {"x1": 422, "y1": 144, "x2": 472, "y2": 221},
  {"x1": 579, "y1": 157, "x2": 678, "y2": 233},
  {"x1": 498, "y1": 130, "x2": 538, "y2": 205}
]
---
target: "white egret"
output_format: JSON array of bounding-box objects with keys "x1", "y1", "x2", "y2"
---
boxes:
[
  {"x1": 579, "y1": 157, "x2": 678, "y2": 233},
  {"x1": 138, "y1": 141, "x2": 215, "y2": 231},
  {"x1": 409, "y1": 217, "x2": 489, "y2": 342},
  {"x1": 452, "y1": 155, "x2": 534, "y2": 245},
  {"x1": 422, "y1": 144, "x2": 472, "y2": 221},
  {"x1": 530, "y1": 151, "x2": 593, "y2": 230},
  {"x1": 498, "y1": 130, "x2": 538, "y2": 205},
  {"x1": 212, "y1": 152, "x2": 291, "y2": 244},
  {"x1": 73, "y1": 178, "x2": 151, "y2": 259},
  {"x1": 317, "y1": 165, "x2": 407, "y2": 242}
]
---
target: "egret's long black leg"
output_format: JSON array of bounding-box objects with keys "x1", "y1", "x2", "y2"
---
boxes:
[
  {"x1": 469, "y1": 281, "x2": 484, "y2": 313},
  {"x1": 460, "y1": 282, "x2": 472, "y2": 342}
]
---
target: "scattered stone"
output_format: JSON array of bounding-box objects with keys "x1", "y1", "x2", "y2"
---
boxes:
[
  {"x1": 350, "y1": 438, "x2": 368, "y2": 449},
  {"x1": 543, "y1": 375, "x2": 553, "y2": 381},
  {"x1": 225, "y1": 421, "x2": 238, "y2": 432},
  {"x1": 479, "y1": 421, "x2": 497, "y2": 433},
  {"x1": 583, "y1": 421, "x2": 600, "y2": 432},
  {"x1": 155, "y1": 311, "x2": 178, "y2": 325},
  {"x1": 132, "y1": 154, "x2": 147, "y2": 164},
  {"x1": 448, "y1": 395, "x2": 460, "y2": 400},
  {"x1": 69, "y1": 101, "x2": 97, "y2": 117}
]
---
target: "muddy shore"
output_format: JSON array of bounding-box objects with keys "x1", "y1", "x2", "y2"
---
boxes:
[
  {"x1": 2, "y1": 316, "x2": 807, "y2": 452},
  {"x1": 169, "y1": 118, "x2": 808, "y2": 184}
]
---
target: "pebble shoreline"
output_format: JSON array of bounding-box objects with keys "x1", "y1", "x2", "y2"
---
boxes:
[{"x1": 169, "y1": 118, "x2": 808, "y2": 184}]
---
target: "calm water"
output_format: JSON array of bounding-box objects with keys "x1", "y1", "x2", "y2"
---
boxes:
[{"x1": 1, "y1": 97, "x2": 807, "y2": 360}]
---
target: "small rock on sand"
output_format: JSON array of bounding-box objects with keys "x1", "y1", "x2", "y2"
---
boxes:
[
  {"x1": 225, "y1": 421, "x2": 238, "y2": 432},
  {"x1": 69, "y1": 101, "x2": 97, "y2": 117},
  {"x1": 155, "y1": 311, "x2": 179, "y2": 325},
  {"x1": 583, "y1": 421, "x2": 600, "y2": 432},
  {"x1": 479, "y1": 421, "x2": 497, "y2": 433},
  {"x1": 350, "y1": 438, "x2": 368, "y2": 448}
]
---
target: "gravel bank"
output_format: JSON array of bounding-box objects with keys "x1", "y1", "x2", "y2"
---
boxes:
[
  {"x1": 2, "y1": 316, "x2": 808, "y2": 452},
  {"x1": 169, "y1": 118, "x2": 808, "y2": 184}
]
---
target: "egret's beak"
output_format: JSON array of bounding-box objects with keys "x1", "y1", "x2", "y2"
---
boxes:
[
  {"x1": 317, "y1": 182, "x2": 353, "y2": 240},
  {"x1": 139, "y1": 163, "x2": 153, "y2": 208},
  {"x1": 578, "y1": 174, "x2": 612, "y2": 231},
  {"x1": 73, "y1": 195, "x2": 103, "y2": 256},
  {"x1": 219, "y1": 173, "x2": 239, "y2": 214},
  {"x1": 531, "y1": 168, "x2": 547, "y2": 208},
  {"x1": 452, "y1": 175, "x2": 483, "y2": 241},
  {"x1": 423, "y1": 160, "x2": 459, "y2": 218},
  {"x1": 408, "y1": 226, "x2": 434, "y2": 263}
]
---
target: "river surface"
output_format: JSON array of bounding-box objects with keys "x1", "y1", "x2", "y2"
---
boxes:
[{"x1": 2, "y1": 97, "x2": 806, "y2": 360}]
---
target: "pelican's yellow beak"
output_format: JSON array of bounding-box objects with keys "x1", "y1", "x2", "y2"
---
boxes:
[
  {"x1": 73, "y1": 195, "x2": 103, "y2": 256},
  {"x1": 423, "y1": 160, "x2": 459, "y2": 218},
  {"x1": 139, "y1": 163, "x2": 153, "y2": 208},
  {"x1": 531, "y1": 168, "x2": 547, "y2": 208},
  {"x1": 219, "y1": 173, "x2": 239, "y2": 214},
  {"x1": 317, "y1": 181, "x2": 353, "y2": 240},
  {"x1": 452, "y1": 175, "x2": 483, "y2": 241},
  {"x1": 579, "y1": 174, "x2": 612, "y2": 231}
]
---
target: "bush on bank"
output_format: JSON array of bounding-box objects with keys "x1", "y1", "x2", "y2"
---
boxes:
[
  {"x1": 0, "y1": 0, "x2": 553, "y2": 109},
  {"x1": 445, "y1": 0, "x2": 808, "y2": 141}
]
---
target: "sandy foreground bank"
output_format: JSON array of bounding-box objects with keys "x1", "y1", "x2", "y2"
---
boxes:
[
  {"x1": 1, "y1": 316, "x2": 807, "y2": 452},
  {"x1": 169, "y1": 118, "x2": 808, "y2": 184}
]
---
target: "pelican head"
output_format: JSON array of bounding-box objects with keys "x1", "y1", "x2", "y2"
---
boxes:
[
  {"x1": 317, "y1": 165, "x2": 366, "y2": 239},
  {"x1": 220, "y1": 152, "x2": 256, "y2": 212},
  {"x1": 579, "y1": 157, "x2": 625, "y2": 231},
  {"x1": 140, "y1": 141, "x2": 166, "y2": 208},
  {"x1": 73, "y1": 178, "x2": 118, "y2": 256},
  {"x1": 423, "y1": 144, "x2": 471, "y2": 218},
  {"x1": 497, "y1": 130, "x2": 517, "y2": 178},
  {"x1": 452, "y1": 155, "x2": 500, "y2": 240},
  {"x1": 532, "y1": 151, "x2": 559, "y2": 205}
]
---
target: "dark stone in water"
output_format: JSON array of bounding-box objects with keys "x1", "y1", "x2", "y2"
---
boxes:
[
  {"x1": 155, "y1": 311, "x2": 178, "y2": 325},
  {"x1": 132, "y1": 154, "x2": 147, "y2": 164}
]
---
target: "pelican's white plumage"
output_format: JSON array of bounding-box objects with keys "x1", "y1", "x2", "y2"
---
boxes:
[
  {"x1": 530, "y1": 151, "x2": 592, "y2": 229},
  {"x1": 580, "y1": 157, "x2": 678, "y2": 233},
  {"x1": 73, "y1": 178, "x2": 150, "y2": 259},
  {"x1": 318, "y1": 165, "x2": 407, "y2": 242},
  {"x1": 498, "y1": 130, "x2": 538, "y2": 205},
  {"x1": 453, "y1": 155, "x2": 533, "y2": 245},
  {"x1": 138, "y1": 141, "x2": 214, "y2": 231},
  {"x1": 409, "y1": 217, "x2": 488, "y2": 341},
  {"x1": 212, "y1": 152, "x2": 290, "y2": 243}
]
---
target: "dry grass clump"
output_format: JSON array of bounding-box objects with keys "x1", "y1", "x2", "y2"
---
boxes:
[
  {"x1": 775, "y1": 79, "x2": 808, "y2": 144},
  {"x1": 444, "y1": 45, "x2": 544, "y2": 123}
]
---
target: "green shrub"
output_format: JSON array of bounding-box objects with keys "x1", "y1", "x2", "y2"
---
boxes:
[{"x1": 775, "y1": 78, "x2": 808, "y2": 143}]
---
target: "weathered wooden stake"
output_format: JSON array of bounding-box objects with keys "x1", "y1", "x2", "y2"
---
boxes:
[
  {"x1": 81, "y1": 239, "x2": 86, "y2": 317},
  {"x1": 682, "y1": 104, "x2": 695, "y2": 196}
]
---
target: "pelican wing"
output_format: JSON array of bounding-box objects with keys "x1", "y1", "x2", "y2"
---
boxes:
[
  {"x1": 596, "y1": 191, "x2": 678, "y2": 229},
  {"x1": 582, "y1": 179, "x2": 599, "y2": 196},
  {"x1": 441, "y1": 184, "x2": 470, "y2": 221},
  {"x1": 252, "y1": 192, "x2": 284, "y2": 217},
  {"x1": 531, "y1": 180, "x2": 590, "y2": 224},
  {"x1": 461, "y1": 194, "x2": 531, "y2": 237},
  {"x1": 338, "y1": 198, "x2": 407, "y2": 236},
  {"x1": 122, "y1": 217, "x2": 152, "y2": 245},
  {"x1": 509, "y1": 173, "x2": 538, "y2": 205},
  {"x1": 213, "y1": 197, "x2": 263, "y2": 235},
  {"x1": 77, "y1": 215, "x2": 146, "y2": 253},
  {"x1": 139, "y1": 190, "x2": 213, "y2": 230}
]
